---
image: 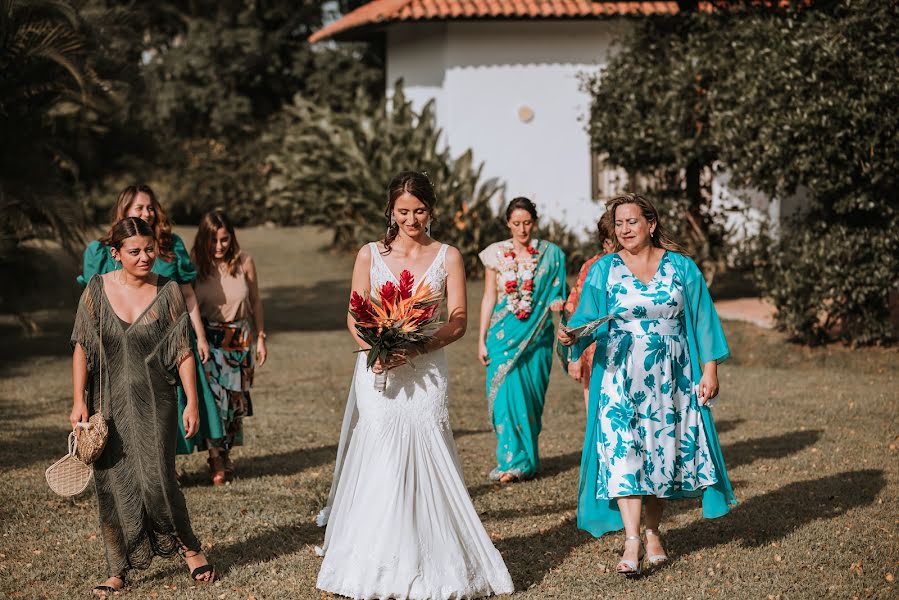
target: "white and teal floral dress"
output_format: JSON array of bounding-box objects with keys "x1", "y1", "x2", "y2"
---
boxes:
[{"x1": 595, "y1": 252, "x2": 718, "y2": 499}]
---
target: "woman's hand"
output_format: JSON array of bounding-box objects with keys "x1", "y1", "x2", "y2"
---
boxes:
[
  {"x1": 697, "y1": 363, "x2": 719, "y2": 405},
  {"x1": 549, "y1": 299, "x2": 564, "y2": 312},
  {"x1": 558, "y1": 329, "x2": 574, "y2": 346},
  {"x1": 69, "y1": 400, "x2": 88, "y2": 429},
  {"x1": 567, "y1": 359, "x2": 583, "y2": 383},
  {"x1": 256, "y1": 336, "x2": 267, "y2": 367},
  {"x1": 196, "y1": 337, "x2": 210, "y2": 364},
  {"x1": 478, "y1": 340, "x2": 490, "y2": 366},
  {"x1": 182, "y1": 403, "x2": 200, "y2": 438},
  {"x1": 372, "y1": 351, "x2": 407, "y2": 374}
]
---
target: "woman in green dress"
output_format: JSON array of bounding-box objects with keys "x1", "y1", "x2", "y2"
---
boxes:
[
  {"x1": 71, "y1": 217, "x2": 215, "y2": 596},
  {"x1": 478, "y1": 197, "x2": 567, "y2": 482},
  {"x1": 77, "y1": 185, "x2": 224, "y2": 462}
]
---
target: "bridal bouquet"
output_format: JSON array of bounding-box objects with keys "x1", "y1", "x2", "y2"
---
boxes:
[{"x1": 350, "y1": 270, "x2": 442, "y2": 391}]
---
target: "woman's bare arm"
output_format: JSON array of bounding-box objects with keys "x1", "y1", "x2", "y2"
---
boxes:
[
  {"x1": 477, "y1": 267, "x2": 497, "y2": 365},
  {"x1": 70, "y1": 344, "x2": 89, "y2": 428},
  {"x1": 347, "y1": 244, "x2": 373, "y2": 351},
  {"x1": 423, "y1": 246, "x2": 467, "y2": 352}
]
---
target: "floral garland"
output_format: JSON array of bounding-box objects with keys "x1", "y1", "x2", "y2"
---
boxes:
[{"x1": 497, "y1": 240, "x2": 539, "y2": 320}]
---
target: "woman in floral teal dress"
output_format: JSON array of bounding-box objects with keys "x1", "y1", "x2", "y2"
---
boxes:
[
  {"x1": 478, "y1": 197, "x2": 566, "y2": 482},
  {"x1": 560, "y1": 193, "x2": 735, "y2": 577},
  {"x1": 77, "y1": 184, "x2": 224, "y2": 457}
]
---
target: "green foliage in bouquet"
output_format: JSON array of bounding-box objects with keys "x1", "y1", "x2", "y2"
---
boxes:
[{"x1": 263, "y1": 81, "x2": 508, "y2": 274}]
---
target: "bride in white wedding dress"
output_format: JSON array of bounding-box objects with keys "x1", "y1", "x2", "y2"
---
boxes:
[{"x1": 315, "y1": 172, "x2": 514, "y2": 600}]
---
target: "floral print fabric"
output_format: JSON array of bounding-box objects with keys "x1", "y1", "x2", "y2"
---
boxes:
[
  {"x1": 203, "y1": 319, "x2": 255, "y2": 450},
  {"x1": 595, "y1": 253, "x2": 717, "y2": 499}
]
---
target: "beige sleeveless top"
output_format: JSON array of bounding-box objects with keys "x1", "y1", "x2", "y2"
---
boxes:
[{"x1": 195, "y1": 257, "x2": 250, "y2": 323}]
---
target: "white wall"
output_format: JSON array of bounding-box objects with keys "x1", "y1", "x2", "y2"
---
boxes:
[{"x1": 387, "y1": 20, "x2": 632, "y2": 233}]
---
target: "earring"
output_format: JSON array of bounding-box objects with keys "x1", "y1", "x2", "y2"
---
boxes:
[{"x1": 426, "y1": 220, "x2": 432, "y2": 236}]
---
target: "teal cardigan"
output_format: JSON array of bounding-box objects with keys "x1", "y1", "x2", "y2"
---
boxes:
[
  {"x1": 76, "y1": 234, "x2": 197, "y2": 286},
  {"x1": 568, "y1": 251, "x2": 736, "y2": 538}
]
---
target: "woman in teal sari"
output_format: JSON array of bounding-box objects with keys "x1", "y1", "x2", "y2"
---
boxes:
[
  {"x1": 478, "y1": 197, "x2": 567, "y2": 482},
  {"x1": 77, "y1": 185, "x2": 224, "y2": 464},
  {"x1": 560, "y1": 193, "x2": 735, "y2": 576}
]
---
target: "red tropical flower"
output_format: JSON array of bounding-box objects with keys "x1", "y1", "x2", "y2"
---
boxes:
[
  {"x1": 380, "y1": 281, "x2": 397, "y2": 304},
  {"x1": 398, "y1": 269, "x2": 415, "y2": 300},
  {"x1": 350, "y1": 291, "x2": 375, "y2": 325}
]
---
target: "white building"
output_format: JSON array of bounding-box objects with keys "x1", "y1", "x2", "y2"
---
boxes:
[{"x1": 310, "y1": 0, "x2": 792, "y2": 234}]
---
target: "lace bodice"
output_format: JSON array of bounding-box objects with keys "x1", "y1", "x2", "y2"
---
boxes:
[{"x1": 368, "y1": 242, "x2": 449, "y2": 305}]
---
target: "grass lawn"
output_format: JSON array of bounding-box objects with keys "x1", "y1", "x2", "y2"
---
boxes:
[{"x1": 1, "y1": 226, "x2": 896, "y2": 599}]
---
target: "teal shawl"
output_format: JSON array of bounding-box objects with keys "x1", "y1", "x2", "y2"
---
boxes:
[{"x1": 568, "y1": 251, "x2": 736, "y2": 537}]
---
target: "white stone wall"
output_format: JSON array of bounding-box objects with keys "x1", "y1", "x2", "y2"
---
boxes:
[{"x1": 386, "y1": 20, "x2": 633, "y2": 232}]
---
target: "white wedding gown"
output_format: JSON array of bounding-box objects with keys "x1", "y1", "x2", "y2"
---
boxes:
[{"x1": 316, "y1": 242, "x2": 514, "y2": 600}]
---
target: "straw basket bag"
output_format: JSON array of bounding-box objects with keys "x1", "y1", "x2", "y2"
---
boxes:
[{"x1": 45, "y1": 432, "x2": 93, "y2": 496}]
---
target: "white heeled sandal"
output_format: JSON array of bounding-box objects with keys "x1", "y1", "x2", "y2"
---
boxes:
[
  {"x1": 644, "y1": 528, "x2": 669, "y2": 567},
  {"x1": 616, "y1": 535, "x2": 644, "y2": 577}
]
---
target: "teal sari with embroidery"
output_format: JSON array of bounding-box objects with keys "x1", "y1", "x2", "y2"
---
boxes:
[
  {"x1": 481, "y1": 240, "x2": 566, "y2": 480},
  {"x1": 568, "y1": 251, "x2": 736, "y2": 537}
]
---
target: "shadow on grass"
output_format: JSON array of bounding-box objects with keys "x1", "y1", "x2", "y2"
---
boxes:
[
  {"x1": 723, "y1": 429, "x2": 822, "y2": 469},
  {"x1": 495, "y1": 516, "x2": 593, "y2": 590},
  {"x1": 179, "y1": 445, "x2": 338, "y2": 487},
  {"x1": 540, "y1": 450, "x2": 583, "y2": 478},
  {"x1": 466, "y1": 451, "x2": 582, "y2": 499},
  {"x1": 1, "y1": 424, "x2": 71, "y2": 468},
  {"x1": 453, "y1": 428, "x2": 492, "y2": 440},
  {"x1": 216, "y1": 521, "x2": 322, "y2": 573},
  {"x1": 264, "y1": 281, "x2": 349, "y2": 333},
  {"x1": 0, "y1": 314, "x2": 74, "y2": 373},
  {"x1": 666, "y1": 469, "x2": 885, "y2": 560},
  {"x1": 481, "y1": 502, "x2": 577, "y2": 522},
  {"x1": 713, "y1": 418, "x2": 745, "y2": 435}
]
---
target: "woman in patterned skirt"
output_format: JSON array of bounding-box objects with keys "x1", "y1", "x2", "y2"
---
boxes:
[
  {"x1": 560, "y1": 193, "x2": 735, "y2": 577},
  {"x1": 192, "y1": 211, "x2": 267, "y2": 484}
]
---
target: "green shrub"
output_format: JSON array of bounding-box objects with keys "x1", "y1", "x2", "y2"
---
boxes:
[
  {"x1": 749, "y1": 212, "x2": 898, "y2": 346},
  {"x1": 263, "y1": 82, "x2": 510, "y2": 274}
]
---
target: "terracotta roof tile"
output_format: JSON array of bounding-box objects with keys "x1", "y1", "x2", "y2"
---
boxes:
[{"x1": 309, "y1": 0, "x2": 685, "y2": 42}]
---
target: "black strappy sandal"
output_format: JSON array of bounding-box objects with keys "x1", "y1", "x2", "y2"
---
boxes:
[
  {"x1": 181, "y1": 549, "x2": 216, "y2": 584},
  {"x1": 190, "y1": 563, "x2": 216, "y2": 583},
  {"x1": 91, "y1": 574, "x2": 127, "y2": 597}
]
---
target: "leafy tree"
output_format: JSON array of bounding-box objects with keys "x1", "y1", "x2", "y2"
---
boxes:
[
  {"x1": 0, "y1": 0, "x2": 125, "y2": 262},
  {"x1": 76, "y1": 0, "x2": 384, "y2": 222},
  {"x1": 586, "y1": 0, "x2": 898, "y2": 344}
]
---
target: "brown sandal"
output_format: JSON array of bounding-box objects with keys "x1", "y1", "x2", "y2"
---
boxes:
[
  {"x1": 207, "y1": 456, "x2": 226, "y2": 486},
  {"x1": 221, "y1": 450, "x2": 234, "y2": 479}
]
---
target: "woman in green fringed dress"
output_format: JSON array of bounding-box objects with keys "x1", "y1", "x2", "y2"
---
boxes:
[
  {"x1": 77, "y1": 185, "x2": 224, "y2": 460},
  {"x1": 71, "y1": 217, "x2": 215, "y2": 596},
  {"x1": 478, "y1": 197, "x2": 567, "y2": 482}
]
